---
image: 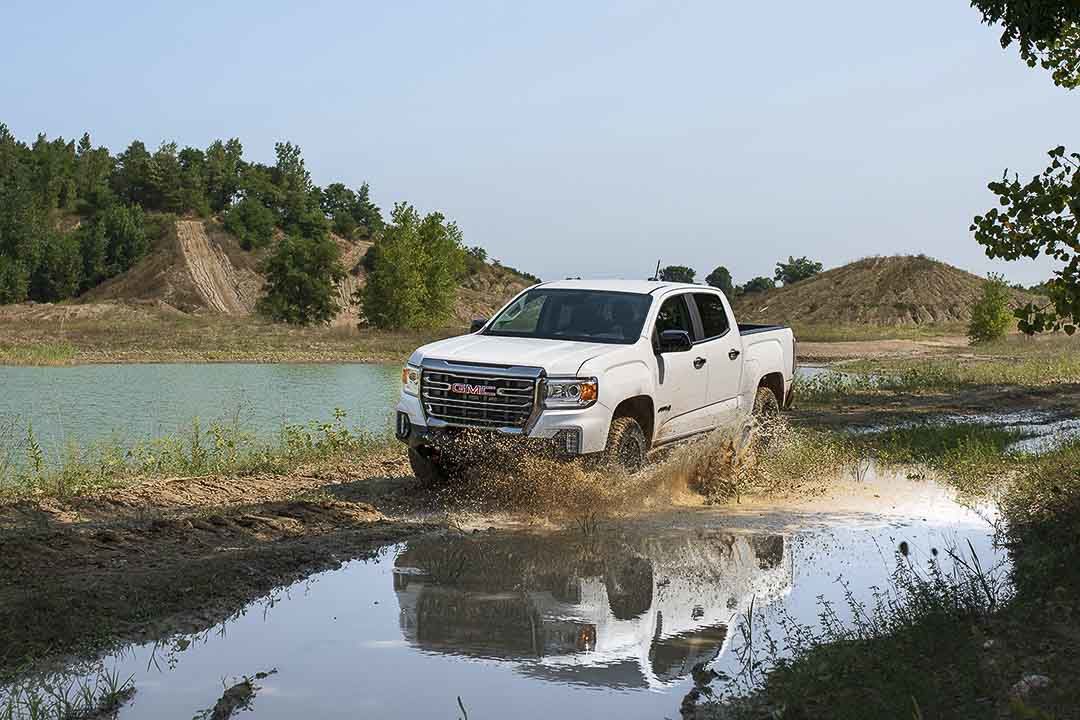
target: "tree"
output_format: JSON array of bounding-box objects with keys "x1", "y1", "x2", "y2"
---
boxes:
[
  {"x1": 971, "y1": 3, "x2": 1080, "y2": 334},
  {"x1": 321, "y1": 183, "x2": 359, "y2": 237},
  {"x1": 972, "y1": 1, "x2": 1080, "y2": 87},
  {"x1": 29, "y1": 134, "x2": 76, "y2": 211},
  {"x1": 973, "y1": 146, "x2": 1080, "y2": 334},
  {"x1": 257, "y1": 233, "x2": 346, "y2": 325},
  {"x1": 659, "y1": 265, "x2": 696, "y2": 283},
  {"x1": 204, "y1": 139, "x2": 244, "y2": 212},
  {"x1": 705, "y1": 266, "x2": 733, "y2": 295},
  {"x1": 77, "y1": 221, "x2": 109, "y2": 291},
  {"x1": 112, "y1": 140, "x2": 154, "y2": 207},
  {"x1": 178, "y1": 146, "x2": 210, "y2": 216},
  {"x1": 361, "y1": 203, "x2": 465, "y2": 329},
  {"x1": 0, "y1": 255, "x2": 29, "y2": 304},
  {"x1": 417, "y1": 210, "x2": 467, "y2": 326},
  {"x1": 150, "y1": 142, "x2": 184, "y2": 213},
  {"x1": 74, "y1": 133, "x2": 114, "y2": 214},
  {"x1": 968, "y1": 274, "x2": 1014, "y2": 343},
  {"x1": 353, "y1": 182, "x2": 383, "y2": 238},
  {"x1": 29, "y1": 231, "x2": 81, "y2": 301},
  {"x1": 224, "y1": 197, "x2": 276, "y2": 250},
  {"x1": 774, "y1": 256, "x2": 822, "y2": 285},
  {"x1": 740, "y1": 276, "x2": 776, "y2": 294}
]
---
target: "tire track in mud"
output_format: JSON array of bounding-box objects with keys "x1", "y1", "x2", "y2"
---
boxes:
[{"x1": 177, "y1": 220, "x2": 246, "y2": 314}]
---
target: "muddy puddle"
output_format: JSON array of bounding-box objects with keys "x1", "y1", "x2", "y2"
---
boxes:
[{"x1": 2, "y1": 471, "x2": 1005, "y2": 719}]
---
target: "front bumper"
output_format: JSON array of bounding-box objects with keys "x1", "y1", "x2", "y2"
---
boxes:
[{"x1": 395, "y1": 391, "x2": 613, "y2": 455}]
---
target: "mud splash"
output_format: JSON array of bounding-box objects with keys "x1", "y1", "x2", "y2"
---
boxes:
[{"x1": 432, "y1": 419, "x2": 856, "y2": 532}]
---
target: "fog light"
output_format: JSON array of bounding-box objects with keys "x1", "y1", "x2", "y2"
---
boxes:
[
  {"x1": 555, "y1": 428, "x2": 582, "y2": 455},
  {"x1": 396, "y1": 412, "x2": 412, "y2": 440}
]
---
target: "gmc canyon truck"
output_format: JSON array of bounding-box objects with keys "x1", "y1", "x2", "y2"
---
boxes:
[{"x1": 395, "y1": 279, "x2": 795, "y2": 483}]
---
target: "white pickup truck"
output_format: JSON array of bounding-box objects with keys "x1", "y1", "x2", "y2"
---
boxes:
[{"x1": 395, "y1": 279, "x2": 795, "y2": 483}]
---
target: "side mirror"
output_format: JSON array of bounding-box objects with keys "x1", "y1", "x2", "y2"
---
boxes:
[
  {"x1": 658, "y1": 329, "x2": 693, "y2": 353},
  {"x1": 470, "y1": 318, "x2": 487, "y2": 333}
]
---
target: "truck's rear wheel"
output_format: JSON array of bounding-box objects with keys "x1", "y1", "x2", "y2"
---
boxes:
[
  {"x1": 604, "y1": 416, "x2": 647, "y2": 474},
  {"x1": 744, "y1": 386, "x2": 781, "y2": 450},
  {"x1": 408, "y1": 447, "x2": 453, "y2": 487},
  {"x1": 753, "y1": 386, "x2": 780, "y2": 418}
]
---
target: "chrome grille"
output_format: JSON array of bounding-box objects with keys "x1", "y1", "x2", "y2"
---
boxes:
[{"x1": 421, "y1": 368, "x2": 537, "y2": 429}]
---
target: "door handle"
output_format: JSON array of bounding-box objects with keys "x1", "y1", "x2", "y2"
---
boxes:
[
  {"x1": 728, "y1": 349, "x2": 741, "y2": 361},
  {"x1": 693, "y1": 357, "x2": 707, "y2": 369}
]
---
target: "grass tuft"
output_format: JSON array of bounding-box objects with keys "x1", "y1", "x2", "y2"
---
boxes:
[
  {"x1": 0, "y1": 343, "x2": 76, "y2": 366},
  {"x1": 0, "y1": 409, "x2": 389, "y2": 502}
]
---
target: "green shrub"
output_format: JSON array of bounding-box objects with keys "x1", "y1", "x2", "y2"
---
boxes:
[
  {"x1": 257, "y1": 233, "x2": 345, "y2": 325},
  {"x1": 967, "y1": 273, "x2": 1013, "y2": 343},
  {"x1": 224, "y1": 197, "x2": 276, "y2": 250},
  {"x1": 361, "y1": 203, "x2": 466, "y2": 329}
]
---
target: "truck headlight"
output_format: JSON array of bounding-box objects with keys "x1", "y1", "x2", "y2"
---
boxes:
[
  {"x1": 543, "y1": 378, "x2": 598, "y2": 408},
  {"x1": 402, "y1": 364, "x2": 420, "y2": 396}
]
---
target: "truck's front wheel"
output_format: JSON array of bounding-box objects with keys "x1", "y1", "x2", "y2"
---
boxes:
[
  {"x1": 603, "y1": 416, "x2": 647, "y2": 474},
  {"x1": 408, "y1": 447, "x2": 452, "y2": 487}
]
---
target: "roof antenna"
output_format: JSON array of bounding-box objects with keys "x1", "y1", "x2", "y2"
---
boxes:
[{"x1": 648, "y1": 259, "x2": 661, "y2": 281}]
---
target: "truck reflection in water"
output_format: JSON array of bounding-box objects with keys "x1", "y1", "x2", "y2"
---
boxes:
[{"x1": 392, "y1": 531, "x2": 791, "y2": 689}]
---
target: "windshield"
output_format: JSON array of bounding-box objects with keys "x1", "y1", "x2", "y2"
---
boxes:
[{"x1": 484, "y1": 289, "x2": 652, "y2": 344}]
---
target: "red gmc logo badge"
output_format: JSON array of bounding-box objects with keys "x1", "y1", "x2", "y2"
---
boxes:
[{"x1": 451, "y1": 383, "x2": 498, "y2": 397}]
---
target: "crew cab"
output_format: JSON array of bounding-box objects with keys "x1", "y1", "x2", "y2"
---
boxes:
[{"x1": 395, "y1": 279, "x2": 795, "y2": 483}]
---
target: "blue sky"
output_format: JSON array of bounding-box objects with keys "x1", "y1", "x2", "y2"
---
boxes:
[{"x1": 2, "y1": 0, "x2": 1074, "y2": 284}]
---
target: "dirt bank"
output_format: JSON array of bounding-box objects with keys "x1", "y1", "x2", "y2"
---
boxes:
[
  {"x1": 794, "y1": 382, "x2": 1080, "y2": 429},
  {"x1": 0, "y1": 451, "x2": 439, "y2": 677}
]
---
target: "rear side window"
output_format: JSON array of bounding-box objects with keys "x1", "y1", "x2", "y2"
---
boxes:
[
  {"x1": 655, "y1": 295, "x2": 694, "y2": 336},
  {"x1": 694, "y1": 293, "x2": 730, "y2": 340}
]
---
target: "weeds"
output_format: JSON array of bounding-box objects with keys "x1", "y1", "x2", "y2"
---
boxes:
[
  {"x1": 791, "y1": 322, "x2": 967, "y2": 343},
  {"x1": 690, "y1": 436, "x2": 1080, "y2": 720},
  {"x1": 0, "y1": 343, "x2": 76, "y2": 366},
  {"x1": 851, "y1": 422, "x2": 1026, "y2": 493},
  {"x1": 0, "y1": 667, "x2": 134, "y2": 720},
  {"x1": 695, "y1": 541, "x2": 1009, "y2": 719},
  {"x1": 0, "y1": 409, "x2": 386, "y2": 501},
  {"x1": 797, "y1": 342, "x2": 1080, "y2": 404}
]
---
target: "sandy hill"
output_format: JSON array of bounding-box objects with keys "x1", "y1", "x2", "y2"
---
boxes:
[
  {"x1": 84, "y1": 218, "x2": 532, "y2": 326},
  {"x1": 733, "y1": 255, "x2": 1042, "y2": 327}
]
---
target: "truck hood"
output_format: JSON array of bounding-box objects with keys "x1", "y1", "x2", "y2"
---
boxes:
[{"x1": 410, "y1": 334, "x2": 623, "y2": 376}]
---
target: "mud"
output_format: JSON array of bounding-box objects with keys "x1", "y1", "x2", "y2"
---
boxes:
[
  {"x1": 795, "y1": 382, "x2": 1080, "y2": 430},
  {"x1": 3, "y1": 476, "x2": 1001, "y2": 719},
  {"x1": 0, "y1": 450, "x2": 434, "y2": 676},
  {"x1": 198, "y1": 670, "x2": 276, "y2": 720}
]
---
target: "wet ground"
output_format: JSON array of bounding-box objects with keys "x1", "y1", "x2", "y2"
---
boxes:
[{"x1": 3, "y1": 470, "x2": 1005, "y2": 719}]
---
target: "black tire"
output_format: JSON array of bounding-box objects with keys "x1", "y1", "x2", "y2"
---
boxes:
[
  {"x1": 752, "y1": 386, "x2": 780, "y2": 418},
  {"x1": 603, "y1": 416, "x2": 648, "y2": 474},
  {"x1": 745, "y1": 386, "x2": 781, "y2": 450},
  {"x1": 408, "y1": 447, "x2": 451, "y2": 487}
]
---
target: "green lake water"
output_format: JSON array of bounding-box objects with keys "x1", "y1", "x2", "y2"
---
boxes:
[{"x1": 0, "y1": 363, "x2": 401, "y2": 463}]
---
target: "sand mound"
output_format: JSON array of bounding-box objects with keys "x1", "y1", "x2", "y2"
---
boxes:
[
  {"x1": 733, "y1": 255, "x2": 1043, "y2": 327},
  {"x1": 83, "y1": 219, "x2": 531, "y2": 326}
]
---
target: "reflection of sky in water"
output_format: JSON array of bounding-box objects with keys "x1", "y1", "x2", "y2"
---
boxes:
[
  {"x1": 0, "y1": 363, "x2": 401, "y2": 462},
  {"x1": 8, "y1": 476, "x2": 1006, "y2": 720}
]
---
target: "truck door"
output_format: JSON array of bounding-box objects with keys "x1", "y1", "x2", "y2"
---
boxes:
[
  {"x1": 690, "y1": 292, "x2": 743, "y2": 427},
  {"x1": 651, "y1": 293, "x2": 712, "y2": 443}
]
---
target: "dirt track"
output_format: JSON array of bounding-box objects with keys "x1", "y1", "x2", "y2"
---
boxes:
[{"x1": 177, "y1": 220, "x2": 248, "y2": 314}]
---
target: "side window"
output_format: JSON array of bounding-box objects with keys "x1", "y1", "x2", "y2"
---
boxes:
[
  {"x1": 655, "y1": 295, "x2": 693, "y2": 336},
  {"x1": 694, "y1": 293, "x2": 731, "y2": 340}
]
